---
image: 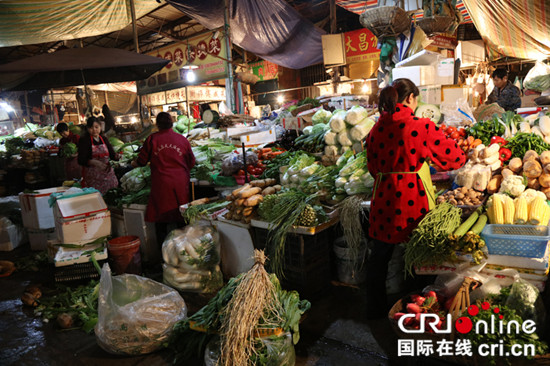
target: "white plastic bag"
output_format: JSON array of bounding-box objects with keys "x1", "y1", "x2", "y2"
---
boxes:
[
  {"x1": 441, "y1": 98, "x2": 476, "y2": 126},
  {"x1": 162, "y1": 223, "x2": 223, "y2": 293},
  {"x1": 524, "y1": 61, "x2": 550, "y2": 92},
  {"x1": 95, "y1": 264, "x2": 187, "y2": 355}
]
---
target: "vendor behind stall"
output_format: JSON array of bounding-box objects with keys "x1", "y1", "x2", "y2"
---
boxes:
[
  {"x1": 486, "y1": 68, "x2": 522, "y2": 111},
  {"x1": 56, "y1": 122, "x2": 81, "y2": 180},
  {"x1": 78, "y1": 117, "x2": 119, "y2": 194},
  {"x1": 132, "y1": 112, "x2": 195, "y2": 247}
]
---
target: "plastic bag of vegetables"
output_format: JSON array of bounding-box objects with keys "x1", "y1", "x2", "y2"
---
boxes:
[
  {"x1": 162, "y1": 223, "x2": 223, "y2": 293},
  {"x1": 120, "y1": 166, "x2": 151, "y2": 193}
]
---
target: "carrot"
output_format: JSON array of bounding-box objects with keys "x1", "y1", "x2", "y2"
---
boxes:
[
  {"x1": 471, "y1": 139, "x2": 482, "y2": 148},
  {"x1": 270, "y1": 151, "x2": 284, "y2": 156},
  {"x1": 457, "y1": 138, "x2": 464, "y2": 146},
  {"x1": 466, "y1": 136, "x2": 474, "y2": 145}
]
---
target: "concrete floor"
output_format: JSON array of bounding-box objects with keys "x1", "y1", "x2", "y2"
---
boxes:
[{"x1": 0, "y1": 245, "x2": 459, "y2": 366}]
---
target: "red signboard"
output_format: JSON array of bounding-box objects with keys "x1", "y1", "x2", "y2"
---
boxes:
[
  {"x1": 344, "y1": 28, "x2": 380, "y2": 63},
  {"x1": 429, "y1": 35, "x2": 458, "y2": 49}
]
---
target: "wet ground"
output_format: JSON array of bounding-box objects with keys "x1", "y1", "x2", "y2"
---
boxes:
[{"x1": 1, "y1": 245, "x2": 460, "y2": 366}]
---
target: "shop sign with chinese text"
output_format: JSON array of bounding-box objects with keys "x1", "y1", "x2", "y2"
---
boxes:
[
  {"x1": 344, "y1": 28, "x2": 380, "y2": 64},
  {"x1": 248, "y1": 60, "x2": 279, "y2": 81},
  {"x1": 429, "y1": 34, "x2": 458, "y2": 49},
  {"x1": 142, "y1": 86, "x2": 226, "y2": 106},
  {"x1": 138, "y1": 32, "x2": 228, "y2": 95}
]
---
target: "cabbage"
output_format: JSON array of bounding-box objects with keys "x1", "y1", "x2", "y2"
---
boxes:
[
  {"x1": 324, "y1": 132, "x2": 338, "y2": 145},
  {"x1": 362, "y1": 173, "x2": 375, "y2": 187},
  {"x1": 337, "y1": 130, "x2": 353, "y2": 146},
  {"x1": 312, "y1": 108, "x2": 333, "y2": 125},
  {"x1": 120, "y1": 166, "x2": 151, "y2": 193},
  {"x1": 340, "y1": 146, "x2": 351, "y2": 154},
  {"x1": 312, "y1": 123, "x2": 329, "y2": 134},
  {"x1": 303, "y1": 126, "x2": 314, "y2": 136},
  {"x1": 345, "y1": 106, "x2": 369, "y2": 126},
  {"x1": 300, "y1": 164, "x2": 320, "y2": 177},
  {"x1": 324, "y1": 145, "x2": 339, "y2": 156},
  {"x1": 336, "y1": 150, "x2": 353, "y2": 168},
  {"x1": 329, "y1": 111, "x2": 347, "y2": 132},
  {"x1": 335, "y1": 177, "x2": 347, "y2": 188},
  {"x1": 290, "y1": 174, "x2": 300, "y2": 183},
  {"x1": 340, "y1": 151, "x2": 366, "y2": 177}
]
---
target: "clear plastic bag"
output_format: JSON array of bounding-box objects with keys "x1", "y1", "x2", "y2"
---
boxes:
[
  {"x1": 162, "y1": 222, "x2": 223, "y2": 293},
  {"x1": 95, "y1": 264, "x2": 187, "y2": 355},
  {"x1": 505, "y1": 273, "x2": 546, "y2": 330},
  {"x1": 524, "y1": 61, "x2": 550, "y2": 92},
  {"x1": 441, "y1": 98, "x2": 476, "y2": 126},
  {"x1": 221, "y1": 151, "x2": 259, "y2": 176},
  {"x1": 204, "y1": 333, "x2": 296, "y2": 366}
]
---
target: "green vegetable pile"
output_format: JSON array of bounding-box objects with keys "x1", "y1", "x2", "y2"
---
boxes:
[
  {"x1": 60, "y1": 142, "x2": 77, "y2": 158},
  {"x1": 35, "y1": 279, "x2": 99, "y2": 333},
  {"x1": 182, "y1": 201, "x2": 230, "y2": 224},
  {"x1": 4, "y1": 137, "x2": 26, "y2": 156},
  {"x1": 467, "y1": 115, "x2": 506, "y2": 145},
  {"x1": 403, "y1": 202, "x2": 462, "y2": 276},
  {"x1": 261, "y1": 151, "x2": 308, "y2": 181},
  {"x1": 169, "y1": 273, "x2": 310, "y2": 364},
  {"x1": 293, "y1": 126, "x2": 328, "y2": 153},
  {"x1": 505, "y1": 132, "x2": 550, "y2": 158}
]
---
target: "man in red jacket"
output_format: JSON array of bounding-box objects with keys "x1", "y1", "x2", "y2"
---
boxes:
[{"x1": 133, "y1": 112, "x2": 195, "y2": 248}]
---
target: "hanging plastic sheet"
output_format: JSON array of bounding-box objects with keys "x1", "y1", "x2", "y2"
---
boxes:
[
  {"x1": 166, "y1": 0, "x2": 325, "y2": 69},
  {"x1": 462, "y1": 0, "x2": 550, "y2": 60},
  {"x1": 0, "y1": 0, "x2": 161, "y2": 47}
]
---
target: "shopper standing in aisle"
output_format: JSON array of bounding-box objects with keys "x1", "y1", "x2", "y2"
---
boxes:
[
  {"x1": 56, "y1": 122, "x2": 81, "y2": 180},
  {"x1": 486, "y1": 68, "x2": 522, "y2": 111},
  {"x1": 77, "y1": 116, "x2": 119, "y2": 194},
  {"x1": 132, "y1": 112, "x2": 195, "y2": 249},
  {"x1": 364, "y1": 78, "x2": 466, "y2": 318}
]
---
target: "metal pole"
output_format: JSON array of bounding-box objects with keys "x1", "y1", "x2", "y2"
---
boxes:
[
  {"x1": 224, "y1": 0, "x2": 235, "y2": 113},
  {"x1": 129, "y1": 0, "x2": 144, "y2": 127},
  {"x1": 50, "y1": 89, "x2": 56, "y2": 124},
  {"x1": 185, "y1": 86, "x2": 191, "y2": 136},
  {"x1": 24, "y1": 91, "x2": 30, "y2": 123}
]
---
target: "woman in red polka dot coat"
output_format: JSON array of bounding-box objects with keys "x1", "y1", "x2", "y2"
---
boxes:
[{"x1": 364, "y1": 78, "x2": 466, "y2": 318}]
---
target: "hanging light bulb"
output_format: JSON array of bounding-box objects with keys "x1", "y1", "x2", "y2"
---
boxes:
[
  {"x1": 186, "y1": 70, "x2": 196, "y2": 83},
  {"x1": 277, "y1": 95, "x2": 284, "y2": 104},
  {"x1": 361, "y1": 83, "x2": 370, "y2": 94}
]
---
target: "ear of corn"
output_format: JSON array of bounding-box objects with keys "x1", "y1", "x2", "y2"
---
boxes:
[
  {"x1": 492, "y1": 194, "x2": 504, "y2": 225},
  {"x1": 539, "y1": 204, "x2": 550, "y2": 226},
  {"x1": 528, "y1": 196, "x2": 547, "y2": 225},
  {"x1": 487, "y1": 200, "x2": 495, "y2": 224},
  {"x1": 502, "y1": 195, "x2": 515, "y2": 224},
  {"x1": 514, "y1": 196, "x2": 528, "y2": 224}
]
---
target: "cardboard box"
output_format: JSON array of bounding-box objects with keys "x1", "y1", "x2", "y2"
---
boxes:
[
  {"x1": 28, "y1": 228, "x2": 57, "y2": 251},
  {"x1": 234, "y1": 127, "x2": 277, "y2": 147},
  {"x1": 436, "y1": 58, "x2": 455, "y2": 85},
  {"x1": 418, "y1": 85, "x2": 442, "y2": 105},
  {"x1": 441, "y1": 85, "x2": 470, "y2": 105},
  {"x1": 281, "y1": 117, "x2": 306, "y2": 130},
  {"x1": 54, "y1": 192, "x2": 111, "y2": 244},
  {"x1": 392, "y1": 66, "x2": 436, "y2": 86},
  {"x1": 0, "y1": 221, "x2": 26, "y2": 251},
  {"x1": 51, "y1": 240, "x2": 108, "y2": 267},
  {"x1": 19, "y1": 187, "x2": 67, "y2": 229}
]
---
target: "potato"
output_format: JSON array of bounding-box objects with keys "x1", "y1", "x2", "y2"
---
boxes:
[
  {"x1": 542, "y1": 187, "x2": 550, "y2": 200},
  {"x1": 528, "y1": 178, "x2": 542, "y2": 190},
  {"x1": 232, "y1": 184, "x2": 251, "y2": 196},
  {"x1": 235, "y1": 198, "x2": 245, "y2": 206},
  {"x1": 239, "y1": 187, "x2": 262, "y2": 198},
  {"x1": 261, "y1": 186, "x2": 276, "y2": 196},
  {"x1": 539, "y1": 173, "x2": 550, "y2": 188},
  {"x1": 540, "y1": 151, "x2": 550, "y2": 166},
  {"x1": 523, "y1": 150, "x2": 539, "y2": 163},
  {"x1": 501, "y1": 168, "x2": 515, "y2": 179},
  {"x1": 507, "y1": 157, "x2": 523, "y2": 173},
  {"x1": 523, "y1": 160, "x2": 543, "y2": 178},
  {"x1": 456, "y1": 192, "x2": 465, "y2": 199},
  {"x1": 487, "y1": 175, "x2": 503, "y2": 194},
  {"x1": 250, "y1": 180, "x2": 266, "y2": 188},
  {"x1": 244, "y1": 194, "x2": 263, "y2": 206},
  {"x1": 265, "y1": 178, "x2": 277, "y2": 186},
  {"x1": 243, "y1": 207, "x2": 254, "y2": 216},
  {"x1": 544, "y1": 164, "x2": 550, "y2": 175}
]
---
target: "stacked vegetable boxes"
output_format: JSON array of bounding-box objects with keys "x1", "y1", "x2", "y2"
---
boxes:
[{"x1": 50, "y1": 191, "x2": 110, "y2": 281}]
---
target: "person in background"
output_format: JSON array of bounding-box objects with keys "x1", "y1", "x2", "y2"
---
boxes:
[
  {"x1": 102, "y1": 104, "x2": 116, "y2": 133},
  {"x1": 56, "y1": 122, "x2": 81, "y2": 180},
  {"x1": 486, "y1": 68, "x2": 522, "y2": 111},
  {"x1": 77, "y1": 117, "x2": 119, "y2": 194},
  {"x1": 132, "y1": 112, "x2": 195, "y2": 250},
  {"x1": 364, "y1": 78, "x2": 466, "y2": 318}
]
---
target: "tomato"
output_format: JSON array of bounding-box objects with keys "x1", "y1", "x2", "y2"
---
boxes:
[
  {"x1": 237, "y1": 169, "x2": 245, "y2": 176},
  {"x1": 247, "y1": 165, "x2": 255, "y2": 174},
  {"x1": 440, "y1": 124, "x2": 447, "y2": 131},
  {"x1": 450, "y1": 131, "x2": 460, "y2": 140},
  {"x1": 458, "y1": 128, "x2": 467, "y2": 137},
  {"x1": 446, "y1": 126, "x2": 456, "y2": 134},
  {"x1": 253, "y1": 168, "x2": 263, "y2": 175}
]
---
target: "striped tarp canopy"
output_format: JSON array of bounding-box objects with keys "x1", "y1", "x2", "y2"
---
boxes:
[
  {"x1": 0, "y1": 0, "x2": 162, "y2": 48},
  {"x1": 336, "y1": 0, "x2": 472, "y2": 23},
  {"x1": 462, "y1": 0, "x2": 550, "y2": 60}
]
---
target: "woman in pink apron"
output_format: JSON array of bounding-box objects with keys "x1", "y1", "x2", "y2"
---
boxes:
[{"x1": 77, "y1": 117, "x2": 119, "y2": 194}]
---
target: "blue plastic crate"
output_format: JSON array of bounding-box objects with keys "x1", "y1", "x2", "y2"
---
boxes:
[{"x1": 481, "y1": 224, "x2": 550, "y2": 258}]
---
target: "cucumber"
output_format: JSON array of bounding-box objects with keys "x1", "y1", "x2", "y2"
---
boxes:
[
  {"x1": 470, "y1": 214, "x2": 488, "y2": 235},
  {"x1": 453, "y1": 210, "x2": 479, "y2": 237}
]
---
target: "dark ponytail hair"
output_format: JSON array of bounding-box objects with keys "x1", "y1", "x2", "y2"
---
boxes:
[{"x1": 378, "y1": 78, "x2": 420, "y2": 115}]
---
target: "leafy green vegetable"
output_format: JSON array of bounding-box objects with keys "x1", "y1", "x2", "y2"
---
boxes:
[
  {"x1": 505, "y1": 132, "x2": 550, "y2": 158},
  {"x1": 60, "y1": 142, "x2": 77, "y2": 158}
]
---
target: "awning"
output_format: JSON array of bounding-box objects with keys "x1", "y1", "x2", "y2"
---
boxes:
[
  {"x1": 166, "y1": 0, "x2": 325, "y2": 70},
  {"x1": 0, "y1": 0, "x2": 161, "y2": 47},
  {"x1": 462, "y1": 0, "x2": 550, "y2": 60},
  {"x1": 335, "y1": 0, "x2": 472, "y2": 23}
]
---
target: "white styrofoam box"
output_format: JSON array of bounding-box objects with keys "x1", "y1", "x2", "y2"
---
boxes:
[
  {"x1": 436, "y1": 58, "x2": 455, "y2": 85},
  {"x1": 236, "y1": 127, "x2": 277, "y2": 147},
  {"x1": 0, "y1": 221, "x2": 26, "y2": 251},
  {"x1": 28, "y1": 228, "x2": 57, "y2": 251},
  {"x1": 418, "y1": 85, "x2": 442, "y2": 105},
  {"x1": 442, "y1": 86, "x2": 470, "y2": 105},
  {"x1": 226, "y1": 126, "x2": 257, "y2": 137},
  {"x1": 52, "y1": 241, "x2": 108, "y2": 267},
  {"x1": 396, "y1": 50, "x2": 441, "y2": 68},
  {"x1": 214, "y1": 220, "x2": 255, "y2": 278},
  {"x1": 54, "y1": 192, "x2": 111, "y2": 244},
  {"x1": 19, "y1": 187, "x2": 67, "y2": 229},
  {"x1": 123, "y1": 207, "x2": 158, "y2": 264},
  {"x1": 392, "y1": 66, "x2": 435, "y2": 87}
]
